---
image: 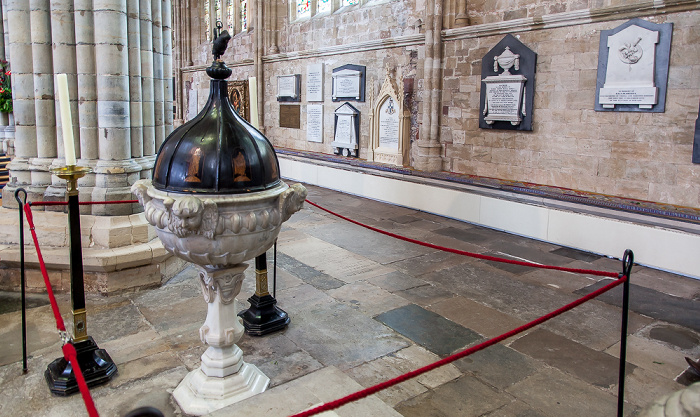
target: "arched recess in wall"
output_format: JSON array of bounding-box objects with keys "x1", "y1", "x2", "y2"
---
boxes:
[{"x1": 368, "y1": 72, "x2": 410, "y2": 167}]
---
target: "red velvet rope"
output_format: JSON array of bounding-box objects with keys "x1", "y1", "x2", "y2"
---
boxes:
[
  {"x1": 23, "y1": 204, "x2": 66, "y2": 332},
  {"x1": 289, "y1": 275, "x2": 627, "y2": 417},
  {"x1": 305, "y1": 199, "x2": 619, "y2": 279},
  {"x1": 23, "y1": 204, "x2": 100, "y2": 417}
]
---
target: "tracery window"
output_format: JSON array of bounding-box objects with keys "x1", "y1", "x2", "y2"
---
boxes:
[
  {"x1": 318, "y1": 0, "x2": 331, "y2": 13},
  {"x1": 241, "y1": 0, "x2": 248, "y2": 31},
  {"x1": 342, "y1": 0, "x2": 359, "y2": 6},
  {"x1": 296, "y1": 0, "x2": 311, "y2": 18},
  {"x1": 205, "y1": 0, "x2": 211, "y2": 41}
]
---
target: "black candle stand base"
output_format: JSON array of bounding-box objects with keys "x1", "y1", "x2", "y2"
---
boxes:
[
  {"x1": 238, "y1": 294, "x2": 290, "y2": 336},
  {"x1": 45, "y1": 336, "x2": 118, "y2": 396}
]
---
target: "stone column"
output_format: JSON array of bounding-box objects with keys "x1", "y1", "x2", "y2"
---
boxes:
[
  {"x1": 1, "y1": 0, "x2": 34, "y2": 206},
  {"x1": 255, "y1": 0, "x2": 264, "y2": 130},
  {"x1": 75, "y1": 0, "x2": 99, "y2": 202},
  {"x1": 268, "y1": 0, "x2": 278, "y2": 54},
  {"x1": 46, "y1": 0, "x2": 79, "y2": 202},
  {"x1": 127, "y1": 0, "x2": 144, "y2": 173},
  {"x1": 162, "y1": 0, "x2": 174, "y2": 138},
  {"x1": 92, "y1": 0, "x2": 141, "y2": 215},
  {"x1": 414, "y1": 0, "x2": 444, "y2": 172},
  {"x1": 140, "y1": 0, "x2": 156, "y2": 164},
  {"x1": 151, "y1": 0, "x2": 165, "y2": 151},
  {"x1": 29, "y1": 0, "x2": 56, "y2": 200},
  {"x1": 455, "y1": 0, "x2": 469, "y2": 27}
]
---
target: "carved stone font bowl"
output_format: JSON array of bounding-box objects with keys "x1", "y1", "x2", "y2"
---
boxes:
[{"x1": 132, "y1": 179, "x2": 307, "y2": 267}]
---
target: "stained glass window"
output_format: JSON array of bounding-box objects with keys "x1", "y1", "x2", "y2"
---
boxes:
[
  {"x1": 227, "y1": 1, "x2": 234, "y2": 33},
  {"x1": 215, "y1": 0, "x2": 222, "y2": 23},
  {"x1": 342, "y1": 0, "x2": 359, "y2": 6},
  {"x1": 318, "y1": 0, "x2": 331, "y2": 13},
  {"x1": 297, "y1": 0, "x2": 310, "y2": 18},
  {"x1": 241, "y1": 0, "x2": 248, "y2": 31},
  {"x1": 205, "y1": 0, "x2": 211, "y2": 41}
]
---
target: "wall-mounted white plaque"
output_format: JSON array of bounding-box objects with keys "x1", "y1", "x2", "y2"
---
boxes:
[
  {"x1": 277, "y1": 74, "x2": 301, "y2": 102},
  {"x1": 307, "y1": 104, "x2": 323, "y2": 143},
  {"x1": 332, "y1": 64, "x2": 366, "y2": 102},
  {"x1": 187, "y1": 89, "x2": 198, "y2": 121},
  {"x1": 307, "y1": 64, "x2": 324, "y2": 102},
  {"x1": 378, "y1": 98, "x2": 400, "y2": 149},
  {"x1": 332, "y1": 102, "x2": 360, "y2": 157},
  {"x1": 595, "y1": 18, "x2": 672, "y2": 113}
]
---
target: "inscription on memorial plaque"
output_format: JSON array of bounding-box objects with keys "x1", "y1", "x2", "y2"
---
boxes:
[
  {"x1": 595, "y1": 19, "x2": 672, "y2": 112},
  {"x1": 332, "y1": 64, "x2": 366, "y2": 102},
  {"x1": 280, "y1": 105, "x2": 301, "y2": 129},
  {"x1": 378, "y1": 98, "x2": 399, "y2": 149},
  {"x1": 332, "y1": 102, "x2": 360, "y2": 157},
  {"x1": 307, "y1": 64, "x2": 324, "y2": 102},
  {"x1": 479, "y1": 35, "x2": 536, "y2": 131},
  {"x1": 277, "y1": 74, "x2": 301, "y2": 102},
  {"x1": 307, "y1": 104, "x2": 323, "y2": 143}
]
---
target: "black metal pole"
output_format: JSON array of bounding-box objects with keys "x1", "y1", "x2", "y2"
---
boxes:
[
  {"x1": 14, "y1": 188, "x2": 28, "y2": 374},
  {"x1": 67, "y1": 191, "x2": 87, "y2": 341},
  {"x1": 617, "y1": 249, "x2": 634, "y2": 417},
  {"x1": 273, "y1": 240, "x2": 277, "y2": 298}
]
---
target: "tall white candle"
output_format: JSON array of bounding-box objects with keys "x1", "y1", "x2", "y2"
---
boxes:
[
  {"x1": 248, "y1": 77, "x2": 259, "y2": 129},
  {"x1": 56, "y1": 74, "x2": 76, "y2": 166}
]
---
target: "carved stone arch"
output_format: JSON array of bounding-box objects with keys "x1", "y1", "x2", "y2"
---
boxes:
[{"x1": 368, "y1": 69, "x2": 410, "y2": 166}]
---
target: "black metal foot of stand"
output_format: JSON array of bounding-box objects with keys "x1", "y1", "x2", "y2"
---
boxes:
[
  {"x1": 238, "y1": 294, "x2": 290, "y2": 336},
  {"x1": 45, "y1": 336, "x2": 117, "y2": 396}
]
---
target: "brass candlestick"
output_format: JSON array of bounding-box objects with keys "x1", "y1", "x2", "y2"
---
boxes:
[
  {"x1": 45, "y1": 164, "x2": 117, "y2": 396},
  {"x1": 238, "y1": 251, "x2": 290, "y2": 336}
]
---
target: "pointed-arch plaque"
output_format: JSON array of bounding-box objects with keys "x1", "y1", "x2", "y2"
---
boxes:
[{"x1": 368, "y1": 71, "x2": 410, "y2": 166}]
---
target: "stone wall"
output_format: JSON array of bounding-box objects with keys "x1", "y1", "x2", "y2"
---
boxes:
[
  {"x1": 441, "y1": 11, "x2": 700, "y2": 207},
  {"x1": 176, "y1": 0, "x2": 700, "y2": 209}
]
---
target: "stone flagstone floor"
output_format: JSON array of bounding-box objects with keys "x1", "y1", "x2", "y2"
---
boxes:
[{"x1": 0, "y1": 183, "x2": 698, "y2": 416}]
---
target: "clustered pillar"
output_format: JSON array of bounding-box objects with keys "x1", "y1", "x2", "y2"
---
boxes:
[{"x1": 1, "y1": 0, "x2": 173, "y2": 215}]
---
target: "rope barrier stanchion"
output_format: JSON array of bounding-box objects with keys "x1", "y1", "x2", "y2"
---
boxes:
[
  {"x1": 288, "y1": 275, "x2": 628, "y2": 417},
  {"x1": 305, "y1": 199, "x2": 619, "y2": 279},
  {"x1": 617, "y1": 249, "x2": 634, "y2": 417},
  {"x1": 23, "y1": 203, "x2": 100, "y2": 417},
  {"x1": 14, "y1": 188, "x2": 28, "y2": 374}
]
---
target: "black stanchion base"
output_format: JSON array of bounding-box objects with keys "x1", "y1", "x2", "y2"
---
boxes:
[
  {"x1": 45, "y1": 336, "x2": 118, "y2": 396},
  {"x1": 237, "y1": 294, "x2": 290, "y2": 336}
]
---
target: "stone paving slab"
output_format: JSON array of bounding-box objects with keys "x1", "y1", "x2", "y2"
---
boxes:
[
  {"x1": 506, "y1": 368, "x2": 635, "y2": 416},
  {"x1": 367, "y1": 270, "x2": 429, "y2": 292},
  {"x1": 428, "y1": 296, "x2": 527, "y2": 339},
  {"x1": 210, "y1": 365, "x2": 402, "y2": 417},
  {"x1": 395, "y1": 374, "x2": 511, "y2": 417},
  {"x1": 510, "y1": 328, "x2": 635, "y2": 388},
  {"x1": 327, "y1": 281, "x2": 410, "y2": 317},
  {"x1": 604, "y1": 334, "x2": 692, "y2": 380},
  {"x1": 454, "y1": 343, "x2": 538, "y2": 390},
  {"x1": 575, "y1": 280, "x2": 700, "y2": 331},
  {"x1": 375, "y1": 304, "x2": 482, "y2": 357}
]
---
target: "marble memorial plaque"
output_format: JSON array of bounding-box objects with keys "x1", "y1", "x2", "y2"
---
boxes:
[
  {"x1": 595, "y1": 19, "x2": 672, "y2": 112},
  {"x1": 280, "y1": 105, "x2": 301, "y2": 129},
  {"x1": 277, "y1": 74, "x2": 301, "y2": 102},
  {"x1": 479, "y1": 35, "x2": 536, "y2": 131},
  {"x1": 307, "y1": 104, "x2": 323, "y2": 143},
  {"x1": 332, "y1": 64, "x2": 366, "y2": 102},
  {"x1": 332, "y1": 102, "x2": 360, "y2": 157},
  {"x1": 307, "y1": 64, "x2": 324, "y2": 102},
  {"x1": 378, "y1": 98, "x2": 400, "y2": 149},
  {"x1": 187, "y1": 89, "x2": 198, "y2": 121}
]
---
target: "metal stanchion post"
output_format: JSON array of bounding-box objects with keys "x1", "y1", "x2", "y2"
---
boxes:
[
  {"x1": 238, "y1": 250, "x2": 290, "y2": 336},
  {"x1": 617, "y1": 249, "x2": 634, "y2": 417},
  {"x1": 44, "y1": 165, "x2": 117, "y2": 396},
  {"x1": 14, "y1": 188, "x2": 28, "y2": 374}
]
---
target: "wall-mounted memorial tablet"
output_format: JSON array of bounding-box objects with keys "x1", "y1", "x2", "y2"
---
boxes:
[
  {"x1": 332, "y1": 64, "x2": 366, "y2": 102},
  {"x1": 227, "y1": 80, "x2": 249, "y2": 121},
  {"x1": 595, "y1": 18, "x2": 672, "y2": 112},
  {"x1": 280, "y1": 104, "x2": 301, "y2": 129},
  {"x1": 307, "y1": 64, "x2": 324, "y2": 102},
  {"x1": 368, "y1": 71, "x2": 410, "y2": 166},
  {"x1": 479, "y1": 34, "x2": 536, "y2": 131},
  {"x1": 307, "y1": 104, "x2": 323, "y2": 143},
  {"x1": 332, "y1": 103, "x2": 360, "y2": 157},
  {"x1": 277, "y1": 74, "x2": 301, "y2": 102}
]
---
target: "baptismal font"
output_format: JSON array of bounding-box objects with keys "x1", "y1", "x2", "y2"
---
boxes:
[{"x1": 132, "y1": 27, "x2": 306, "y2": 415}]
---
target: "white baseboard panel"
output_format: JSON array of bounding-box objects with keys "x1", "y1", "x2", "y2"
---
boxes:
[{"x1": 279, "y1": 156, "x2": 700, "y2": 280}]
